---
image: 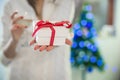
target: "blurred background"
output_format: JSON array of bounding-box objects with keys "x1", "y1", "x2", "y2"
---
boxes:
[{"x1": 0, "y1": 0, "x2": 120, "y2": 80}]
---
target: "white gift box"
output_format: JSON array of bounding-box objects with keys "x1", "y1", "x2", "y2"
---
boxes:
[
  {"x1": 17, "y1": 19, "x2": 32, "y2": 26},
  {"x1": 33, "y1": 21, "x2": 69, "y2": 45}
]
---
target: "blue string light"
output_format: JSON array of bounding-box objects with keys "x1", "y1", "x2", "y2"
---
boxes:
[
  {"x1": 86, "y1": 12, "x2": 93, "y2": 19},
  {"x1": 86, "y1": 44, "x2": 97, "y2": 52},
  {"x1": 90, "y1": 28, "x2": 97, "y2": 37},
  {"x1": 87, "y1": 66, "x2": 93, "y2": 72},
  {"x1": 79, "y1": 41, "x2": 84, "y2": 48},
  {"x1": 72, "y1": 42, "x2": 77, "y2": 48},
  {"x1": 90, "y1": 28, "x2": 96, "y2": 32},
  {"x1": 97, "y1": 59, "x2": 103, "y2": 67},
  {"x1": 73, "y1": 34, "x2": 78, "y2": 40},
  {"x1": 90, "y1": 56, "x2": 97, "y2": 63},
  {"x1": 86, "y1": 21, "x2": 93, "y2": 29},
  {"x1": 76, "y1": 30, "x2": 83, "y2": 36},
  {"x1": 90, "y1": 45, "x2": 97, "y2": 52},
  {"x1": 86, "y1": 43, "x2": 92, "y2": 49},
  {"x1": 82, "y1": 55, "x2": 89, "y2": 62},
  {"x1": 81, "y1": 20, "x2": 87, "y2": 26},
  {"x1": 70, "y1": 57, "x2": 75, "y2": 63},
  {"x1": 86, "y1": 32, "x2": 91, "y2": 38},
  {"x1": 85, "y1": 5, "x2": 92, "y2": 11},
  {"x1": 73, "y1": 23, "x2": 81, "y2": 30}
]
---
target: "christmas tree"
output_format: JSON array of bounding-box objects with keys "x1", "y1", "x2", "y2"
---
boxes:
[{"x1": 71, "y1": 3, "x2": 105, "y2": 75}]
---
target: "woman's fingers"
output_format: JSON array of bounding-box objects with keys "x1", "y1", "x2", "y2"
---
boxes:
[
  {"x1": 34, "y1": 45, "x2": 40, "y2": 50},
  {"x1": 29, "y1": 39, "x2": 36, "y2": 46},
  {"x1": 39, "y1": 45, "x2": 47, "y2": 51},
  {"x1": 46, "y1": 46, "x2": 54, "y2": 51},
  {"x1": 31, "y1": 39, "x2": 71, "y2": 52},
  {"x1": 65, "y1": 38, "x2": 72, "y2": 46},
  {"x1": 34, "y1": 45, "x2": 53, "y2": 52},
  {"x1": 12, "y1": 16, "x2": 24, "y2": 24},
  {"x1": 11, "y1": 12, "x2": 18, "y2": 19},
  {"x1": 11, "y1": 24, "x2": 19, "y2": 30},
  {"x1": 12, "y1": 24, "x2": 27, "y2": 31},
  {"x1": 17, "y1": 24, "x2": 27, "y2": 29},
  {"x1": 11, "y1": 24, "x2": 26, "y2": 31},
  {"x1": 33, "y1": 44, "x2": 54, "y2": 52},
  {"x1": 11, "y1": 12, "x2": 24, "y2": 25}
]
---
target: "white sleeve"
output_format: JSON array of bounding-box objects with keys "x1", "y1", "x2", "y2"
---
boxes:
[{"x1": 1, "y1": 1, "x2": 13, "y2": 66}]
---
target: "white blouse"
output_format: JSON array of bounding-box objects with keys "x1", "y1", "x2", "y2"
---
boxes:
[{"x1": 1, "y1": 0, "x2": 75, "y2": 80}]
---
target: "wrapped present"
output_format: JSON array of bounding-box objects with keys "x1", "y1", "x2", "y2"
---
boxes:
[{"x1": 32, "y1": 20, "x2": 72, "y2": 46}]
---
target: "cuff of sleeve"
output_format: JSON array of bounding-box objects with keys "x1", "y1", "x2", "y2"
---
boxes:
[{"x1": 0, "y1": 52, "x2": 12, "y2": 66}]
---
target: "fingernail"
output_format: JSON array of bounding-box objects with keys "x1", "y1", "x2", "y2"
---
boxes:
[
  {"x1": 16, "y1": 26, "x2": 19, "y2": 28},
  {"x1": 39, "y1": 50, "x2": 42, "y2": 52},
  {"x1": 29, "y1": 43, "x2": 31, "y2": 46},
  {"x1": 34, "y1": 47, "x2": 36, "y2": 50},
  {"x1": 21, "y1": 16, "x2": 23, "y2": 19}
]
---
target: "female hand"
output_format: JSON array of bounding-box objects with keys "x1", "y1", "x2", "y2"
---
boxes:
[
  {"x1": 10, "y1": 12, "x2": 27, "y2": 42},
  {"x1": 29, "y1": 38, "x2": 72, "y2": 52}
]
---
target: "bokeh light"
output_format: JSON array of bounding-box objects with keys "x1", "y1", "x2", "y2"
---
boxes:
[
  {"x1": 90, "y1": 56, "x2": 97, "y2": 63},
  {"x1": 85, "y1": 5, "x2": 92, "y2": 11},
  {"x1": 81, "y1": 20, "x2": 87, "y2": 26},
  {"x1": 86, "y1": 12, "x2": 93, "y2": 19},
  {"x1": 72, "y1": 42, "x2": 77, "y2": 48},
  {"x1": 87, "y1": 66, "x2": 93, "y2": 72},
  {"x1": 79, "y1": 41, "x2": 84, "y2": 48},
  {"x1": 76, "y1": 30, "x2": 83, "y2": 36},
  {"x1": 73, "y1": 23, "x2": 81, "y2": 30},
  {"x1": 97, "y1": 59, "x2": 103, "y2": 67}
]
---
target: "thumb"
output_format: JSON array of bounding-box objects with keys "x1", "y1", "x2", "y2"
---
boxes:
[{"x1": 65, "y1": 38, "x2": 72, "y2": 46}]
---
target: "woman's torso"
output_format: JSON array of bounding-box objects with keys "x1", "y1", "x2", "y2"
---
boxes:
[{"x1": 6, "y1": 0, "x2": 75, "y2": 80}]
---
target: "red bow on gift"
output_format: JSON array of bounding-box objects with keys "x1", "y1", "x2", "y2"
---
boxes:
[{"x1": 32, "y1": 20, "x2": 72, "y2": 46}]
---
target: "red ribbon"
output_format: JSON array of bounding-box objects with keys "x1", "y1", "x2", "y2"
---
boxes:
[{"x1": 32, "y1": 20, "x2": 72, "y2": 46}]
